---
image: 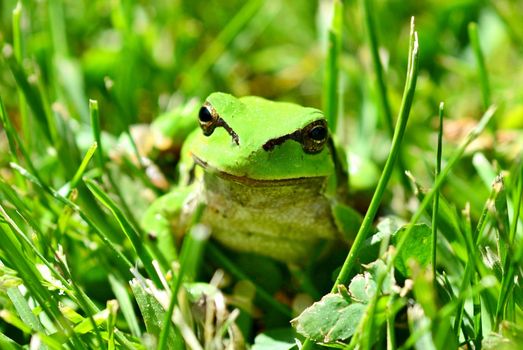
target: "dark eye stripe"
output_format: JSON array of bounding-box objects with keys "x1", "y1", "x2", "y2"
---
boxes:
[{"x1": 262, "y1": 119, "x2": 328, "y2": 154}]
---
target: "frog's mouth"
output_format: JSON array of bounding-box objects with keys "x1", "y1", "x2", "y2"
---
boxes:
[{"x1": 191, "y1": 154, "x2": 325, "y2": 187}]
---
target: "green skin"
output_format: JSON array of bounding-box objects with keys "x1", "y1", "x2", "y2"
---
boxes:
[{"x1": 142, "y1": 92, "x2": 361, "y2": 263}]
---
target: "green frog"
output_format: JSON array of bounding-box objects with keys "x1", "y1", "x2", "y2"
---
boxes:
[{"x1": 142, "y1": 92, "x2": 364, "y2": 263}]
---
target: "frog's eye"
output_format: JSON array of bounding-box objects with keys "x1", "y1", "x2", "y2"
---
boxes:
[
  {"x1": 198, "y1": 103, "x2": 219, "y2": 136},
  {"x1": 198, "y1": 102, "x2": 240, "y2": 145},
  {"x1": 301, "y1": 120, "x2": 328, "y2": 154}
]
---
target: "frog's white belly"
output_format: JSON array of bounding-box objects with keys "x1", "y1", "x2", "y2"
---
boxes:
[{"x1": 200, "y1": 172, "x2": 340, "y2": 262}]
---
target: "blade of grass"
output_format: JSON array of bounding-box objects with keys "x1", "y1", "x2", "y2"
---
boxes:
[
  {"x1": 323, "y1": 0, "x2": 342, "y2": 131},
  {"x1": 0, "y1": 222, "x2": 84, "y2": 349},
  {"x1": 0, "y1": 91, "x2": 49, "y2": 195},
  {"x1": 361, "y1": 0, "x2": 411, "y2": 193},
  {"x1": 12, "y1": 2, "x2": 30, "y2": 150},
  {"x1": 2, "y1": 44, "x2": 52, "y2": 142},
  {"x1": 393, "y1": 105, "x2": 495, "y2": 268},
  {"x1": 452, "y1": 203, "x2": 476, "y2": 343},
  {"x1": 207, "y1": 244, "x2": 292, "y2": 318},
  {"x1": 432, "y1": 102, "x2": 444, "y2": 283},
  {"x1": 302, "y1": 21, "x2": 420, "y2": 345},
  {"x1": 386, "y1": 106, "x2": 495, "y2": 348},
  {"x1": 106, "y1": 300, "x2": 118, "y2": 350},
  {"x1": 130, "y1": 277, "x2": 182, "y2": 349},
  {"x1": 468, "y1": 22, "x2": 491, "y2": 112},
  {"x1": 69, "y1": 143, "x2": 97, "y2": 191},
  {"x1": 85, "y1": 179, "x2": 163, "y2": 287},
  {"x1": 361, "y1": 0, "x2": 393, "y2": 136},
  {"x1": 47, "y1": 0, "x2": 68, "y2": 56},
  {"x1": 180, "y1": 0, "x2": 265, "y2": 94},
  {"x1": 6, "y1": 287, "x2": 45, "y2": 333},
  {"x1": 108, "y1": 274, "x2": 142, "y2": 338},
  {"x1": 90, "y1": 100, "x2": 105, "y2": 169},
  {"x1": 0, "y1": 310, "x2": 64, "y2": 350},
  {"x1": 89, "y1": 100, "x2": 143, "y2": 246},
  {"x1": 0, "y1": 332, "x2": 23, "y2": 350},
  {"x1": 0, "y1": 201, "x2": 107, "y2": 347},
  {"x1": 347, "y1": 101, "x2": 495, "y2": 350},
  {"x1": 332, "y1": 17, "x2": 419, "y2": 292},
  {"x1": 495, "y1": 162, "x2": 523, "y2": 327},
  {"x1": 8, "y1": 163, "x2": 135, "y2": 278},
  {"x1": 158, "y1": 222, "x2": 210, "y2": 350}
]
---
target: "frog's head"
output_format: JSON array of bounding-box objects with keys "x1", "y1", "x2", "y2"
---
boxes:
[{"x1": 190, "y1": 92, "x2": 335, "y2": 182}]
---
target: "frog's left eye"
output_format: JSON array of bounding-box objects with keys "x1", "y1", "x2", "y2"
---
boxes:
[
  {"x1": 198, "y1": 102, "x2": 240, "y2": 145},
  {"x1": 301, "y1": 120, "x2": 328, "y2": 153},
  {"x1": 198, "y1": 103, "x2": 219, "y2": 136}
]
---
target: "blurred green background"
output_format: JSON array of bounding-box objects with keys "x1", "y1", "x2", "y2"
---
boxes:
[
  {"x1": 1, "y1": 0, "x2": 522, "y2": 131},
  {"x1": 1, "y1": 0, "x2": 522, "y2": 213},
  {"x1": 0, "y1": 0, "x2": 522, "y2": 348}
]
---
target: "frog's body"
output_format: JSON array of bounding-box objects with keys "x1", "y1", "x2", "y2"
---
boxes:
[
  {"x1": 199, "y1": 173, "x2": 338, "y2": 261},
  {"x1": 143, "y1": 93, "x2": 361, "y2": 263}
]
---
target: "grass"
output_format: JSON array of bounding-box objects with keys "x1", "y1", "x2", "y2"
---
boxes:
[{"x1": 0, "y1": 0, "x2": 522, "y2": 349}]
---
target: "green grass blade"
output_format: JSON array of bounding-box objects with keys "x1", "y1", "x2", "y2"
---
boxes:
[
  {"x1": 207, "y1": 244, "x2": 292, "y2": 318},
  {"x1": 11, "y1": 2, "x2": 30, "y2": 149},
  {"x1": 0, "y1": 94, "x2": 46, "y2": 189},
  {"x1": 108, "y1": 274, "x2": 142, "y2": 338},
  {"x1": 393, "y1": 106, "x2": 495, "y2": 271},
  {"x1": 322, "y1": 0, "x2": 342, "y2": 131},
  {"x1": 0, "y1": 94, "x2": 24, "y2": 167},
  {"x1": 8, "y1": 162, "x2": 134, "y2": 274},
  {"x1": 331, "y1": 18, "x2": 419, "y2": 292},
  {"x1": 70, "y1": 142, "x2": 97, "y2": 190},
  {"x1": 2, "y1": 44, "x2": 52, "y2": 142},
  {"x1": 85, "y1": 179, "x2": 162, "y2": 287},
  {"x1": 431, "y1": 102, "x2": 444, "y2": 281},
  {"x1": 0, "y1": 223, "x2": 83, "y2": 348},
  {"x1": 89, "y1": 100, "x2": 105, "y2": 169},
  {"x1": 495, "y1": 165, "x2": 523, "y2": 326},
  {"x1": 130, "y1": 278, "x2": 182, "y2": 349},
  {"x1": 180, "y1": 0, "x2": 264, "y2": 94},
  {"x1": 158, "y1": 221, "x2": 210, "y2": 350},
  {"x1": 361, "y1": 0, "x2": 393, "y2": 135},
  {"x1": 340, "y1": 34, "x2": 493, "y2": 350},
  {"x1": 6, "y1": 287, "x2": 45, "y2": 333},
  {"x1": 468, "y1": 22, "x2": 491, "y2": 111},
  {"x1": 0, "y1": 332, "x2": 23, "y2": 350},
  {"x1": 0, "y1": 200, "x2": 105, "y2": 347}
]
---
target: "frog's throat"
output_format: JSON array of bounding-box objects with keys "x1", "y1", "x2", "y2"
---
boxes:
[{"x1": 192, "y1": 155, "x2": 327, "y2": 187}]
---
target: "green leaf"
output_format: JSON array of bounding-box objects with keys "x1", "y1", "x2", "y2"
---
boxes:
[
  {"x1": 252, "y1": 328, "x2": 297, "y2": 350},
  {"x1": 291, "y1": 293, "x2": 366, "y2": 343},
  {"x1": 7, "y1": 287, "x2": 44, "y2": 333},
  {"x1": 108, "y1": 274, "x2": 142, "y2": 338},
  {"x1": 0, "y1": 332, "x2": 23, "y2": 350},
  {"x1": 129, "y1": 278, "x2": 183, "y2": 349},
  {"x1": 349, "y1": 259, "x2": 393, "y2": 303},
  {"x1": 392, "y1": 224, "x2": 432, "y2": 276},
  {"x1": 73, "y1": 309, "x2": 110, "y2": 334},
  {"x1": 359, "y1": 216, "x2": 403, "y2": 264},
  {"x1": 86, "y1": 179, "x2": 162, "y2": 287}
]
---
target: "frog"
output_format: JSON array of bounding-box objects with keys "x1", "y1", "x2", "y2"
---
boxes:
[{"x1": 141, "y1": 92, "x2": 364, "y2": 263}]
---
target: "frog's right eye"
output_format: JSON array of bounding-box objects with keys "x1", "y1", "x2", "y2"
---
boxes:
[
  {"x1": 198, "y1": 102, "x2": 240, "y2": 145},
  {"x1": 198, "y1": 103, "x2": 219, "y2": 136}
]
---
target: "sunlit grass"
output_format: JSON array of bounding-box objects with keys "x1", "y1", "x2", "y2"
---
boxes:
[{"x1": 0, "y1": 0, "x2": 521, "y2": 349}]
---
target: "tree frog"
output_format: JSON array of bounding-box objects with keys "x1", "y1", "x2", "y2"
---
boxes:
[{"x1": 142, "y1": 92, "x2": 362, "y2": 263}]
